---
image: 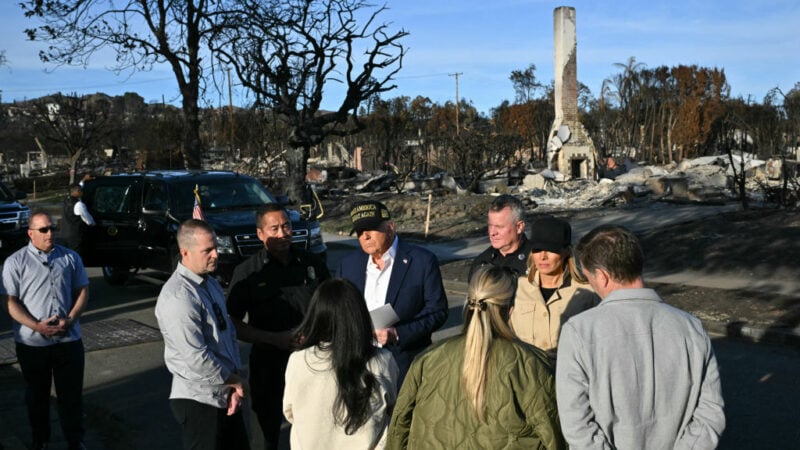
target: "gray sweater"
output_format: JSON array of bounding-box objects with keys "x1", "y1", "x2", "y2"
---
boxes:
[{"x1": 556, "y1": 288, "x2": 725, "y2": 449}]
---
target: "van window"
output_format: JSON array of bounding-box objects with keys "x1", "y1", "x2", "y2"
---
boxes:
[
  {"x1": 143, "y1": 182, "x2": 169, "y2": 211},
  {"x1": 93, "y1": 185, "x2": 135, "y2": 214},
  {"x1": 170, "y1": 179, "x2": 275, "y2": 214}
]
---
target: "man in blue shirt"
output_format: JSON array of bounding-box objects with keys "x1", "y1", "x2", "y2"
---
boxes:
[{"x1": 2, "y1": 211, "x2": 89, "y2": 450}]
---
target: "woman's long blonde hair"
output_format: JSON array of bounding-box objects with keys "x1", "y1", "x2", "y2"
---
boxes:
[{"x1": 462, "y1": 266, "x2": 518, "y2": 422}]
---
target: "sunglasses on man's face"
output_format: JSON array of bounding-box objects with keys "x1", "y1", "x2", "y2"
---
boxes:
[{"x1": 32, "y1": 226, "x2": 58, "y2": 234}]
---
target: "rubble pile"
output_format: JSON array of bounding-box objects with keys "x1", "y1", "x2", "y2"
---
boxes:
[{"x1": 315, "y1": 154, "x2": 796, "y2": 213}]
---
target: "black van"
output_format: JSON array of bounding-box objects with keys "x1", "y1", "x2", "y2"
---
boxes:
[{"x1": 81, "y1": 171, "x2": 326, "y2": 285}]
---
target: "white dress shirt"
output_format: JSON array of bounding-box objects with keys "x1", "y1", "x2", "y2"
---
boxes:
[
  {"x1": 73, "y1": 200, "x2": 96, "y2": 226},
  {"x1": 363, "y1": 235, "x2": 399, "y2": 312}
]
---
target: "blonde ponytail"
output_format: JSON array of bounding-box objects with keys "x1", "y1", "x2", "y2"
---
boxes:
[{"x1": 462, "y1": 266, "x2": 517, "y2": 422}]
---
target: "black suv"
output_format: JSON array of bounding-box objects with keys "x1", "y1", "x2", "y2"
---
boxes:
[
  {"x1": 81, "y1": 171, "x2": 326, "y2": 285},
  {"x1": 0, "y1": 181, "x2": 31, "y2": 257}
]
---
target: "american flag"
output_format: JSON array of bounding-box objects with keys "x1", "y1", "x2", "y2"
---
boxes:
[{"x1": 192, "y1": 185, "x2": 206, "y2": 221}]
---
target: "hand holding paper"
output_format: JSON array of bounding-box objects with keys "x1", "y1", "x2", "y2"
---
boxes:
[{"x1": 369, "y1": 304, "x2": 400, "y2": 330}]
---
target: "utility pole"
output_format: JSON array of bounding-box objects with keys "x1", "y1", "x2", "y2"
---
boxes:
[
  {"x1": 227, "y1": 67, "x2": 235, "y2": 158},
  {"x1": 162, "y1": 94, "x2": 170, "y2": 169},
  {"x1": 449, "y1": 72, "x2": 463, "y2": 136}
]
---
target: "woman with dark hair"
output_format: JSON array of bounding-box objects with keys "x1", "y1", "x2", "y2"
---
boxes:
[
  {"x1": 283, "y1": 278, "x2": 399, "y2": 449},
  {"x1": 510, "y1": 217, "x2": 599, "y2": 357},
  {"x1": 386, "y1": 266, "x2": 565, "y2": 449}
]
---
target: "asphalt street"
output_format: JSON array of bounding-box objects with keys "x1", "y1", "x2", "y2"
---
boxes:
[
  {"x1": 0, "y1": 267, "x2": 797, "y2": 449},
  {"x1": 1, "y1": 201, "x2": 799, "y2": 449}
]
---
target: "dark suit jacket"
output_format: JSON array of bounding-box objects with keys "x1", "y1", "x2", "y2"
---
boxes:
[{"x1": 336, "y1": 238, "x2": 448, "y2": 381}]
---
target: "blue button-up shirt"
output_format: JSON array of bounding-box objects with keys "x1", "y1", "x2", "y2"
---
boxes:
[{"x1": 2, "y1": 242, "x2": 89, "y2": 346}]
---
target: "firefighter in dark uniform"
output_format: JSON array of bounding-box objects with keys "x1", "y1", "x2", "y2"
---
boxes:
[
  {"x1": 468, "y1": 194, "x2": 534, "y2": 281},
  {"x1": 226, "y1": 203, "x2": 330, "y2": 450}
]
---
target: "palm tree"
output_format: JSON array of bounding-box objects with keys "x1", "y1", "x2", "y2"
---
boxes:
[{"x1": 605, "y1": 57, "x2": 647, "y2": 151}]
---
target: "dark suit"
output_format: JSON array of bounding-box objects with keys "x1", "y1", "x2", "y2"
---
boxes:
[{"x1": 337, "y1": 238, "x2": 448, "y2": 384}]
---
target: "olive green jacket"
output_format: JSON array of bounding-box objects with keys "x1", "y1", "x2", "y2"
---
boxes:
[{"x1": 386, "y1": 336, "x2": 566, "y2": 450}]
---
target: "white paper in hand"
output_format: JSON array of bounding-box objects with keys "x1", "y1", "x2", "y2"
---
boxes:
[{"x1": 370, "y1": 304, "x2": 400, "y2": 330}]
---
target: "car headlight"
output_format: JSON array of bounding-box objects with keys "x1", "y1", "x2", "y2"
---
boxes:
[
  {"x1": 216, "y1": 235, "x2": 235, "y2": 254},
  {"x1": 19, "y1": 209, "x2": 31, "y2": 227}
]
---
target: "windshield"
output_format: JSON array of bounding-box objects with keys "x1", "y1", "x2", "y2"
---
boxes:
[{"x1": 170, "y1": 178, "x2": 276, "y2": 215}]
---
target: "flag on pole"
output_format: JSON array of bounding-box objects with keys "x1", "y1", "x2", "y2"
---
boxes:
[{"x1": 192, "y1": 184, "x2": 206, "y2": 221}]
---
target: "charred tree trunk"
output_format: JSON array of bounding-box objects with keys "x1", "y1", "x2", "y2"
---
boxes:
[
  {"x1": 182, "y1": 95, "x2": 203, "y2": 170},
  {"x1": 283, "y1": 144, "x2": 309, "y2": 203},
  {"x1": 727, "y1": 147, "x2": 749, "y2": 210}
]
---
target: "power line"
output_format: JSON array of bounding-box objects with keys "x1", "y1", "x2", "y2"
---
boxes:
[
  {"x1": 1, "y1": 75, "x2": 178, "y2": 95},
  {"x1": 2, "y1": 68, "x2": 451, "y2": 98},
  {"x1": 396, "y1": 72, "x2": 451, "y2": 80}
]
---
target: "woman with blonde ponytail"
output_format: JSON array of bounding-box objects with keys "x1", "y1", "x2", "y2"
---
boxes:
[{"x1": 386, "y1": 266, "x2": 565, "y2": 450}]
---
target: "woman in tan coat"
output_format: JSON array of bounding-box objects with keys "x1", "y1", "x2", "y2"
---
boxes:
[{"x1": 510, "y1": 217, "x2": 599, "y2": 357}]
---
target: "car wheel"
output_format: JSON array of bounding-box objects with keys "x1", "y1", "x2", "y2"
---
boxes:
[{"x1": 102, "y1": 266, "x2": 132, "y2": 285}]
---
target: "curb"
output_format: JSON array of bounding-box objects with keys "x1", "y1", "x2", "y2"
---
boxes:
[{"x1": 702, "y1": 320, "x2": 800, "y2": 348}]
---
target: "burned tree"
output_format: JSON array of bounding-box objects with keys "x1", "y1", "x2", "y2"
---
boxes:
[
  {"x1": 21, "y1": 0, "x2": 232, "y2": 169},
  {"x1": 214, "y1": 0, "x2": 407, "y2": 202},
  {"x1": 34, "y1": 93, "x2": 111, "y2": 183}
]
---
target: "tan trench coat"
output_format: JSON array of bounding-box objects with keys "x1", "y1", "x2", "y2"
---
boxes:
[{"x1": 510, "y1": 272, "x2": 599, "y2": 353}]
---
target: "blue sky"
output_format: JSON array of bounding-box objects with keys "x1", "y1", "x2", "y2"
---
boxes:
[{"x1": 1, "y1": 0, "x2": 798, "y2": 115}]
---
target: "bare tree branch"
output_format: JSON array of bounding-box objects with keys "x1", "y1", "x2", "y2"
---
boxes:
[
  {"x1": 213, "y1": 0, "x2": 407, "y2": 200},
  {"x1": 33, "y1": 92, "x2": 112, "y2": 183},
  {"x1": 20, "y1": 0, "x2": 236, "y2": 169}
]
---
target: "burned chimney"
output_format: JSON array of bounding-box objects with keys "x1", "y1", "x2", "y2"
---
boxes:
[{"x1": 546, "y1": 6, "x2": 596, "y2": 180}]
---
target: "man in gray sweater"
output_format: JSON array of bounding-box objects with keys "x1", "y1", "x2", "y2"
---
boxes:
[{"x1": 556, "y1": 225, "x2": 725, "y2": 449}]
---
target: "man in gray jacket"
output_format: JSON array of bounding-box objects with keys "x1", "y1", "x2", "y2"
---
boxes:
[
  {"x1": 155, "y1": 220, "x2": 249, "y2": 450},
  {"x1": 556, "y1": 225, "x2": 725, "y2": 449}
]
